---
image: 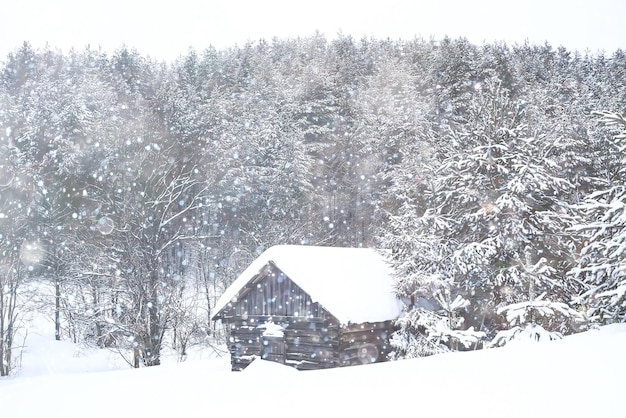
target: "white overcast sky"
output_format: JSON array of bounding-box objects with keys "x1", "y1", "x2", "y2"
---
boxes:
[{"x1": 1, "y1": 0, "x2": 624, "y2": 61}]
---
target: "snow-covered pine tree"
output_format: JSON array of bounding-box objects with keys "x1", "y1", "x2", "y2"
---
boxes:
[
  {"x1": 570, "y1": 111, "x2": 626, "y2": 323},
  {"x1": 381, "y1": 78, "x2": 582, "y2": 356},
  {"x1": 384, "y1": 208, "x2": 486, "y2": 357},
  {"x1": 490, "y1": 248, "x2": 583, "y2": 346}
]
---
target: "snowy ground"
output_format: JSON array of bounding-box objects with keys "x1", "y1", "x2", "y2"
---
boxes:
[{"x1": 1, "y1": 316, "x2": 624, "y2": 418}]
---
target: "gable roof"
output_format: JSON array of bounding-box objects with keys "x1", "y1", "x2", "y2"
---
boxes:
[{"x1": 212, "y1": 245, "x2": 404, "y2": 324}]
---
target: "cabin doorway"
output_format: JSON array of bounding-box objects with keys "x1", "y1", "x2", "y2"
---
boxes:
[
  {"x1": 260, "y1": 322, "x2": 286, "y2": 364},
  {"x1": 261, "y1": 334, "x2": 285, "y2": 364}
]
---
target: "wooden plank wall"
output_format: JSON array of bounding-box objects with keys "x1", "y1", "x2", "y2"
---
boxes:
[
  {"x1": 227, "y1": 322, "x2": 263, "y2": 371},
  {"x1": 223, "y1": 263, "x2": 331, "y2": 320},
  {"x1": 338, "y1": 321, "x2": 395, "y2": 366},
  {"x1": 226, "y1": 315, "x2": 341, "y2": 371},
  {"x1": 284, "y1": 318, "x2": 339, "y2": 370},
  {"x1": 226, "y1": 316, "x2": 396, "y2": 370}
]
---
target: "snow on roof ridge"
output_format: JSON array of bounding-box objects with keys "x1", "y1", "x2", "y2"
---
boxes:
[{"x1": 212, "y1": 244, "x2": 403, "y2": 324}]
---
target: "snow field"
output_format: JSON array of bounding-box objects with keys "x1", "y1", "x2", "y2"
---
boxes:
[{"x1": 1, "y1": 321, "x2": 624, "y2": 418}]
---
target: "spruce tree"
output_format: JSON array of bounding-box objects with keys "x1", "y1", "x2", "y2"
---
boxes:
[
  {"x1": 570, "y1": 111, "x2": 626, "y2": 323},
  {"x1": 381, "y1": 78, "x2": 582, "y2": 356}
]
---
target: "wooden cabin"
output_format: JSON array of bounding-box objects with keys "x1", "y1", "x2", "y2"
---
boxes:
[{"x1": 212, "y1": 245, "x2": 403, "y2": 371}]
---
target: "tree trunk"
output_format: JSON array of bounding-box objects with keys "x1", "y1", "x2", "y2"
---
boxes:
[
  {"x1": 146, "y1": 301, "x2": 161, "y2": 366},
  {"x1": 55, "y1": 277, "x2": 61, "y2": 341},
  {"x1": 1, "y1": 270, "x2": 19, "y2": 376},
  {"x1": 143, "y1": 271, "x2": 162, "y2": 367},
  {"x1": 133, "y1": 345, "x2": 140, "y2": 368},
  {"x1": 0, "y1": 286, "x2": 6, "y2": 376}
]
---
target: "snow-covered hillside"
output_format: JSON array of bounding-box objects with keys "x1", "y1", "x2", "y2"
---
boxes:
[{"x1": 1, "y1": 318, "x2": 624, "y2": 418}]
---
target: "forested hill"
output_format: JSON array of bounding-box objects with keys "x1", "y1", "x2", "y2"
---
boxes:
[{"x1": 0, "y1": 36, "x2": 624, "y2": 372}]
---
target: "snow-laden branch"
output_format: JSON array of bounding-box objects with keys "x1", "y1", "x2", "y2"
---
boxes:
[{"x1": 497, "y1": 295, "x2": 584, "y2": 327}]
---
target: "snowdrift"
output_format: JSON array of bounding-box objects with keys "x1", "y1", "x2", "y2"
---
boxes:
[{"x1": 1, "y1": 324, "x2": 624, "y2": 418}]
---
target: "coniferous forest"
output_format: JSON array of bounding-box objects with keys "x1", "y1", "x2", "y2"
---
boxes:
[{"x1": 0, "y1": 35, "x2": 624, "y2": 373}]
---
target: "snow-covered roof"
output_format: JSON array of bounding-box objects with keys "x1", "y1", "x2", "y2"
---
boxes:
[{"x1": 213, "y1": 245, "x2": 403, "y2": 324}]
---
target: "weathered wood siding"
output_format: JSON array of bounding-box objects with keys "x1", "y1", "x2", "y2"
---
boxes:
[
  {"x1": 226, "y1": 315, "x2": 340, "y2": 371},
  {"x1": 284, "y1": 319, "x2": 339, "y2": 370},
  {"x1": 226, "y1": 317, "x2": 395, "y2": 370},
  {"x1": 338, "y1": 321, "x2": 395, "y2": 366},
  {"x1": 228, "y1": 322, "x2": 262, "y2": 371},
  {"x1": 221, "y1": 262, "x2": 332, "y2": 320}
]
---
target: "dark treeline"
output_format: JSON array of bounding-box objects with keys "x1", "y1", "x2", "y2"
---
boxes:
[{"x1": 0, "y1": 35, "x2": 624, "y2": 372}]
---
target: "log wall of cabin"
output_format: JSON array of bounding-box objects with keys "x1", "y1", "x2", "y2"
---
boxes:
[
  {"x1": 284, "y1": 318, "x2": 339, "y2": 370},
  {"x1": 225, "y1": 315, "x2": 340, "y2": 371},
  {"x1": 338, "y1": 321, "x2": 395, "y2": 366},
  {"x1": 225, "y1": 316, "x2": 396, "y2": 370}
]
